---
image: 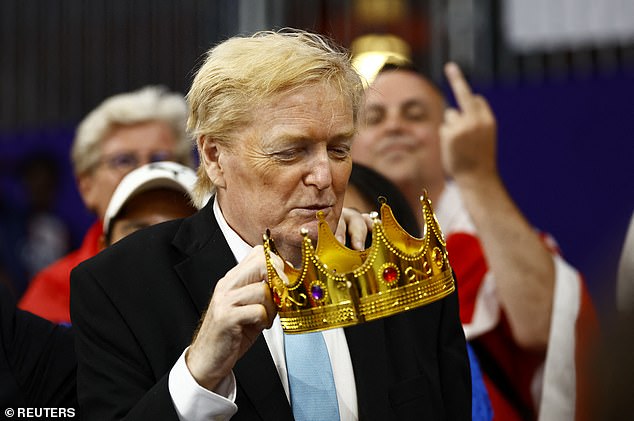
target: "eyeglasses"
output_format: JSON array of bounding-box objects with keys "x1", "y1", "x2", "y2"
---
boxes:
[{"x1": 97, "y1": 151, "x2": 175, "y2": 174}]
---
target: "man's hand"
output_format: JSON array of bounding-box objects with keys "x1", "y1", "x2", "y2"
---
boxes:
[
  {"x1": 439, "y1": 62, "x2": 498, "y2": 184},
  {"x1": 185, "y1": 246, "x2": 281, "y2": 391},
  {"x1": 336, "y1": 207, "x2": 374, "y2": 250}
]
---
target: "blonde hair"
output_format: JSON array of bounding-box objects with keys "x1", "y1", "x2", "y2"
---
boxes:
[
  {"x1": 71, "y1": 86, "x2": 193, "y2": 176},
  {"x1": 187, "y1": 29, "x2": 364, "y2": 207}
]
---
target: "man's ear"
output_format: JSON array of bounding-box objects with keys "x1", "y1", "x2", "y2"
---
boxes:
[{"x1": 197, "y1": 135, "x2": 226, "y2": 189}]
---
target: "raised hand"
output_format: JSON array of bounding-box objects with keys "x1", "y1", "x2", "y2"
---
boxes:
[
  {"x1": 439, "y1": 62, "x2": 498, "y2": 184},
  {"x1": 440, "y1": 63, "x2": 555, "y2": 349}
]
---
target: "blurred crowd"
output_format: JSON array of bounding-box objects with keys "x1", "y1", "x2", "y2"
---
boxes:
[{"x1": 0, "y1": 29, "x2": 632, "y2": 420}]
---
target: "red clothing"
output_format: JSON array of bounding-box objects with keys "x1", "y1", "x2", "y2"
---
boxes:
[
  {"x1": 437, "y1": 182, "x2": 599, "y2": 421},
  {"x1": 19, "y1": 221, "x2": 102, "y2": 324}
]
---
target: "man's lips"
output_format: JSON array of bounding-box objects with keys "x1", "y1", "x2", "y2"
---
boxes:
[
  {"x1": 376, "y1": 136, "x2": 418, "y2": 155},
  {"x1": 292, "y1": 205, "x2": 334, "y2": 216},
  {"x1": 378, "y1": 142, "x2": 414, "y2": 156}
]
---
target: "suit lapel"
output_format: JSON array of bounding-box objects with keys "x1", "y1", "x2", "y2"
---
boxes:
[
  {"x1": 172, "y1": 200, "x2": 292, "y2": 420},
  {"x1": 345, "y1": 319, "x2": 391, "y2": 419},
  {"x1": 172, "y1": 200, "x2": 235, "y2": 314},
  {"x1": 234, "y1": 336, "x2": 294, "y2": 420}
]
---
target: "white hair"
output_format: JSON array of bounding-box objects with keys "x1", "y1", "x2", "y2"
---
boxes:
[{"x1": 71, "y1": 85, "x2": 192, "y2": 176}]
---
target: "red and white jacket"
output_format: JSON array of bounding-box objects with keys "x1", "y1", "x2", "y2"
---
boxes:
[{"x1": 435, "y1": 182, "x2": 598, "y2": 421}]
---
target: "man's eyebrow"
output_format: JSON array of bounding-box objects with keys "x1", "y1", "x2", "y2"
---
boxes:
[
  {"x1": 271, "y1": 128, "x2": 356, "y2": 145},
  {"x1": 333, "y1": 129, "x2": 356, "y2": 141}
]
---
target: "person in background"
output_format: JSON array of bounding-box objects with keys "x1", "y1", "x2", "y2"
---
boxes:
[
  {"x1": 0, "y1": 152, "x2": 71, "y2": 298},
  {"x1": 352, "y1": 61, "x2": 598, "y2": 420},
  {"x1": 101, "y1": 161, "x2": 198, "y2": 247},
  {"x1": 70, "y1": 29, "x2": 471, "y2": 420},
  {"x1": 19, "y1": 86, "x2": 194, "y2": 324},
  {"x1": 0, "y1": 161, "x2": 198, "y2": 409},
  {"x1": 17, "y1": 153, "x2": 70, "y2": 280}
]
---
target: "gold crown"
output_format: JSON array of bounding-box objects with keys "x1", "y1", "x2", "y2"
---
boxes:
[{"x1": 263, "y1": 191, "x2": 455, "y2": 334}]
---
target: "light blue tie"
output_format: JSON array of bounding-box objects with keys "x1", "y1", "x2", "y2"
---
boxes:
[{"x1": 284, "y1": 331, "x2": 340, "y2": 421}]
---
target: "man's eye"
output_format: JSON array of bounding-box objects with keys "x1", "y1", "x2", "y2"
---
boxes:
[
  {"x1": 273, "y1": 149, "x2": 301, "y2": 161},
  {"x1": 404, "y1": 106, "x2": 428, "y2": 121},
  {"x1": 108, "y1": 154, "x2": 138, "y2": 169},
  {"x1": 363, "y1": 111, "x2": 383, "y2": 126},
  {"x1": 328, "y1": 146, "x2": 350, "y2": 159}
]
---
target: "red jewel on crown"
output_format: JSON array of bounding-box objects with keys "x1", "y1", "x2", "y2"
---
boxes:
[{"x1": 382, "y1": 264, "x2": 399, "y2": 284}]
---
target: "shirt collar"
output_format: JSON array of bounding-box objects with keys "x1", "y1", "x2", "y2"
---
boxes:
[{"x1": 213, "y1": 197, "x2": 253, "y2": 264}]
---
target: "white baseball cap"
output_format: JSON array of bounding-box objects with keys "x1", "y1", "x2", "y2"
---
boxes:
[{"x1": 103, "y1": 161, "x2": 198, "y2": 235}]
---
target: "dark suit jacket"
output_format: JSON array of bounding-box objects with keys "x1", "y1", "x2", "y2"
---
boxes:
[
  {"x1": 0, "y1": 284, "x2": 77, "y2": 409},
  {"x1": 70, "y1": 200, "x2": 471, "y2": 420}
]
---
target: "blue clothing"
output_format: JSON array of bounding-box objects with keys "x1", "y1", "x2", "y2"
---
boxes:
[{"x1": 468, "y1": 342, "x2": 494, "y2": 421}]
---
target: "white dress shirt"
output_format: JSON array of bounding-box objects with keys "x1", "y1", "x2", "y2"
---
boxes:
[{"x1": 169, "y1": 198, "x2": 358, "y2": 420}]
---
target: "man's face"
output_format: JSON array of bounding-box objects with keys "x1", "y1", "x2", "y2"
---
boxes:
[
  {"x1": 78, "y1": 121, "x2": 180, "y2": 220},
  {"x1": 206, "y1": 82, "x2": 355, "y2": 264},
  {"x1": 352, "y1": 70, "x2": 446, "y2": 190},
  {"x1": 107, "y1": 188, "x2": 197, "y2": 246}
]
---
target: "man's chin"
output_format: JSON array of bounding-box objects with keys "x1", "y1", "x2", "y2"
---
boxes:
[
  {"x1": 374, "y1": 161, "x2": 419, "y2": 184},
  {"x1": 298, "y1": 220, "x2": 320, "y2": 242},
  {"x1": 273, "y1": 211, "x2": 339, "y2": 244}
]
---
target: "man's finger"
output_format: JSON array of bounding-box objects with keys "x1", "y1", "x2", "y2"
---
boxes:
[
  {"x1": 444, "y1": 62, "x2": 476, "y2": 113},
  {"x1": 443, "y1": 107, "x2": 461, "y2": 124},
  {"x1": 231, "y1": 281, "x2": 273, "y2": 307},
  {"x1": 220, "y1": 246, "x2": 268, "y2": 289},
  {"x1": 335, "y1": 216, "x2": 347, "y2": 244},
  {"x1": 234, "y1": 283, "x2": 277, "y2": 329},
  {"x1": 341, "y1": 207, "x2": 373, "y2": 250}
]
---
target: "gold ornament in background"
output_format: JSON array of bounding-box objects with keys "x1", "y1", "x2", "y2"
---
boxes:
[
  {"x1": 354, "y1": 0, "x2": 406, "y2": 25},
  {"x1": 350, "y1": 33, "x2": 412, "y2": 86}
]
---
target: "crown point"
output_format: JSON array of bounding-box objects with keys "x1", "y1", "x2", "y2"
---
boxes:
[
  {"x1": 420, "y1": 189, "x2": 430, "y2": 201},
  {"x1": 369, "y1": 211, "x2": 379, "y2": 220},
  {"x1": 300, "y1": 227, "x2": 309, "y2": 236},
  {"x1": 316, "y1": 210, "x2": 325, "y2": 220},
  {"x1": 378, "y1": 196, "x2": 387, "y2": 205}
]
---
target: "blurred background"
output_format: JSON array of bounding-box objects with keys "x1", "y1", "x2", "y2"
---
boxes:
[{"x1": 1, "y1": 0, "x2": 633, "y2": 317}]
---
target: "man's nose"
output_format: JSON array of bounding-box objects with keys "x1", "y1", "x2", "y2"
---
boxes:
[
  {"x1": 304, "y1": 151, "x2": 333, "y2": 190},
  {"x1": 384, "y1": 110, "x2": 405, "y2": 132}
]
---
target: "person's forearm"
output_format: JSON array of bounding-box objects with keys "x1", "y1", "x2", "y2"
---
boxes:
[{"x1": 456, "y1": 173, "x2": 554, "y2": 350}]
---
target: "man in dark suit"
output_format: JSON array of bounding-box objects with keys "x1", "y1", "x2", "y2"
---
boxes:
[{"x1": 71, "y1": 29, "x2": 471, "y2": 420}]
